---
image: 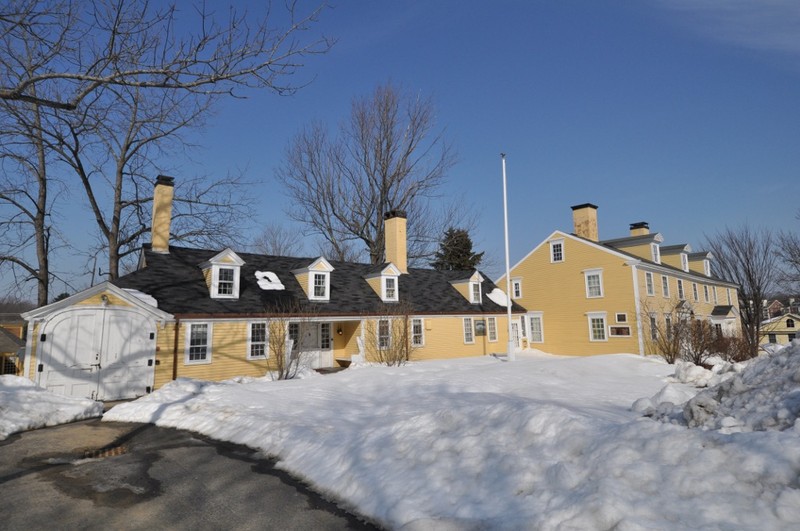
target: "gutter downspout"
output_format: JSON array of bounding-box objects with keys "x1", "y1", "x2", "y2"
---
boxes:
[{"x1": 172, "y1": 318, "x2": 180, "y2": 380}]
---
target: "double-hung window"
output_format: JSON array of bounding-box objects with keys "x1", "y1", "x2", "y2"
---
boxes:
[
  {"x1": 584, "y1": 269, "x2": 603, "y2": 298},
  {"x1": 487, "y1": 317, "x2": 498, "y2": 342},
  {"x1": 217, "y1": 268, "x2": 235, "y2": 296},
  {"x1": 704, "y1": 285, "x2": 710, "y2": 303},
  {"x1": 384, "y1": 277, "x2": 397, "y2": 301},
  {"x1": 512, "y1": 279, "x2": 522, "y2": 299},
  {"x1": 463, "y1": 317, "x2": 474, "y2": 344},
  {"x1": 313, "y1": 273, "x2": 327, "y2": 299},
  {"x1": 248, "y1": 322, "x2": 268, "y2": 359},
  {"x1": 651, "y1": 243, "x2": 661, "y2": 264},
  {"x1": 692, "y1": 283, "x2": 699, "y2": 302},
  {"x1": 677, "y1": 279, "x2": 685, "y2": 300},
  {"x1": 471, "y1": 282, "x2": 482, "y2": 304},
  {"x1": 645, "y1": 272, "x2": 654, "y2": 296},
  {"x1": 378, "y1": 319, "x2": 390, "y2": 349},
  {"x1": 661, "y1": 276, "x2": 670, "y2": 298},
  {"x1": 186, "y1": 323, "x2": 211, "y2": 364},
  {"x1": 411, "y1": 318, "x2": 424, "y2": 347}
]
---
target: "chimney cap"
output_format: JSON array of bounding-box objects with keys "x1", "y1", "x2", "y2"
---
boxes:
[
  {"x1": 630, "y1": 221, "x2": 649, "y2": 230},
  {"x1": 384, "y1": 209, "x2": 407, "y2": 220},
  {"x1": 156, "y1": 175, "x2": 175, "y2": 187},
  {"x1": 570, "y1": 203, "x2": 598, "y2": 211}
]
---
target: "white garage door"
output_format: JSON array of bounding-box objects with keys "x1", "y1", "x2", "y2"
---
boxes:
[{"x1": 38, "y1": 307, "x2": 156, "y2": 400}]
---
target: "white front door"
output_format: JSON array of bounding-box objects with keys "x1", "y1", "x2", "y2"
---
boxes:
[{"x1": 39, "y1": 307, "x2": 156, "y2": 400}]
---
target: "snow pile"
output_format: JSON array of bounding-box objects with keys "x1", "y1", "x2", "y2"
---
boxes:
[
  {"x1": 104, "y1": 354, "x2": 800, "y2": 529},
  {"x1": 673, "y1": 358, "x2": 745, "y2": 388},
  {"x1": 0, "y1": 375, "x2": 103, "y2": 440},
  {"x1": 683, "y1": 343, "x2": 800, "y2": 432}
]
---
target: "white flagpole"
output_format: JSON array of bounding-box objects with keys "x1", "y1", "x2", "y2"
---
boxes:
[{"x1": 501, "y1": 153, "x2": 515, "y2": 361}]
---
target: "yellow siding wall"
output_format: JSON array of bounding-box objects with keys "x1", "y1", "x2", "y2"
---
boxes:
[
  {"x1": 661, "y1": 254, "x2": 683, "y2": 270},
  {"x1": 411, "y1": 315, "x2": 514, "y2": 361},
  {"x1": 510, "y1": 236, "x2": 640, "y2": 356},
  {"x1": 617, "y1": 243, "x2": 652, "y2": 261},
  {"x1": 450, "y1": 282, "x2": 471, "y2": 303},
  {"x1": 761, "y1": 316, "x2": 799, "y2": 346},
  {"x1": 365, "y1": 277, "x2": 381, "y2": 298},
  {"x1": 294, "y1": 272, "x2": 309, "y2": 297},
  {"x1": 203, "y1": 268, "x2": 212, "y2": 290}
]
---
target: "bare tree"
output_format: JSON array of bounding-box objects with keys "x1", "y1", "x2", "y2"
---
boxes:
[
  {"x1": 777, "y1": 214, "x2": 800, "y2": 291},
  {"x1": 361, "y1": 303, "x2": 417, "y2": 366},
  {"x1": 251, "y1": 222, "x2": 306, "y2": 256},
  {"x1": 0, "y1": 0, "x2": 332, "y2": 111},
  {"x1": 704, "y1": 226, "x2": 779, "y2": 358},
  {"x1": 277, "y1": 82, "x2": 460, "y2": 265},
  {"x1": 265, "y1": 302, "x2": 320, "y2": 380}
]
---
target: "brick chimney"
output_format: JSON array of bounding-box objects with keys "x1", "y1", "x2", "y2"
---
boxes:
[
  {"x1": 629, "y1": 222, "x2": 650, "y2": 237},
  {"x1": 151, "y1": 175, "x2": 174, "y2": 254},
  {"x1": 571, "y1": 203, "x2": 599, "y2": 242},
  {"x1": 384, "y1": 210, "x2": 407, "y2": 273}
]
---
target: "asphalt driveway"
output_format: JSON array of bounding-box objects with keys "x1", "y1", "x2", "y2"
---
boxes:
[{"x1": 0, "y1": 418, "x2": 379, "y2": 530}]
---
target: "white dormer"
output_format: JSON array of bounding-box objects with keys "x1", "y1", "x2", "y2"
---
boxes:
[
  {"x1": 651, "y1": 243, "x2": 661, "y2": 264},
  {"x1": 704, "y1": 259, "x2": 711, "y2": 277},
  {"x1": 451, "y1": 271, "x2": 484, "y2": 305},
  {"x1": 293, "y1": 257, "x2": 334, "y2": 302},
  {"x1": 365, "y1": 263, "x2": 402, "y2": 302},
  {"x1": 681, "y1": 253, "x2": 689, "y2": 272},
  {"x1": 200, "y1": 248, "x2": 245, "y2": 299}
]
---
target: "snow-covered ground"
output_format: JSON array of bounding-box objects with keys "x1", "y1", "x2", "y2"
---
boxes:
[
  {"x1": 0, "y1": 375, "x2": 103, "y2": 440},
  {"x1": 103, "y1": 348, "x2": 800, "y2": 530}
]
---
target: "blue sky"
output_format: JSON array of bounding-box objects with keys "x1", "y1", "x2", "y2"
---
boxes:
[{"x1": 40, "y1": 1, "x2": 800, "y2": 294}]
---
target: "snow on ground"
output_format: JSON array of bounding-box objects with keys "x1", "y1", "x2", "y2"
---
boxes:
[
  {"x1": 0, "y1": 375, "x2": 103, "y2": 440},
  {"x1": 104, "y1": 350, "x2": 800, "y2": 530}
]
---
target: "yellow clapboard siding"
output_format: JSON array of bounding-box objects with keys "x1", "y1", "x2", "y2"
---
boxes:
[{"x1": 75, "y1": 291, "x2": 132, "y2": 307}]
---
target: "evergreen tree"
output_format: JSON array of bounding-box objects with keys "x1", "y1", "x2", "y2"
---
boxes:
[{"x1": 431, "y1": 228, "x2": 485, "y2": 271}]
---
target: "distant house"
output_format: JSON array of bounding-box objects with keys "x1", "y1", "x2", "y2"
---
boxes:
[
  {"x1": 497, "y1": 203, "x2": 741, "y2": 356},
  {"x1": 0, "y1": 325, "x2": 24, "y2": 375},
  {"x1": 21, "y1": 177, "x2": 524, "y2": 401},
  {"x1": 761, "y1": 313, "x2": 799, "y2": 348}
]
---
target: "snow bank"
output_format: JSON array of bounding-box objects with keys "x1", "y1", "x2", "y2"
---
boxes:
[
  {"x1": 0, "y1": 375, "x2": 103, "y2": 440},
  {"x1": 104, "y1": 354, "x2": 800, "y2": 529},
  {"x1": 684, "y1": 342, "x2": 800, "y2": 432}
]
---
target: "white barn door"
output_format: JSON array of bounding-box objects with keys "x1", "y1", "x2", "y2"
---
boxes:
[{"x1": 39, "y1": 307, "x2": 156, "y2": 400}]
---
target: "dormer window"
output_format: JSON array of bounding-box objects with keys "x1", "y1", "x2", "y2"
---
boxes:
[
  {"x1": 704, "y1": 260, "x2": 711, "y2": 276},
  {"x1": 294, "y1": 257, "x2": 334, "y2": 302},
  {"x1": 384, "y1": 276, "x2": 398, "y2": 301},
  {"x1": 681, "y1": 253, "x2": 689, "y2": 272},
  {"x1": 202, "y1": 248, "x2": 245, "y2": 300},
  {"x1": 471, "y1": 281, "x2": 482, "y2": 303},
  {"x1": 651, "y1": 243, "x2": 660, "y2": 264}
]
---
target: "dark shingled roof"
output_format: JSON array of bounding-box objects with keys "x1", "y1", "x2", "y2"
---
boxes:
[
  {"x1": 114, "y1": 245, "x2": 525, "y2": 317},
  {"x1": 711, "y1": 305, "x2": 735, "y2": 317}
]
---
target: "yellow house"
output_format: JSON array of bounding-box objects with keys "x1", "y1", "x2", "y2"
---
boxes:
[
  {"x1": 498, "y1": 203, "x2": 741, "y2": 356},
  {"x1": 761, "y1": 313, "x2": 799, "y2": 348},
  {"x1": 21, "y1": 176, "x2": 524, "y2": 400}
]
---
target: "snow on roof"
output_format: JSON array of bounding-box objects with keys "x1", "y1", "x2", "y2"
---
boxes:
[
  {"x1": 486, "y1": 287, "x2": 508, "y2": 307},
  {"x1": 255, "y1": 271, "x2": 285, "y2": 291},
  {"x1": 123, "y1": 288, "x2": 159, "y2": 307}
]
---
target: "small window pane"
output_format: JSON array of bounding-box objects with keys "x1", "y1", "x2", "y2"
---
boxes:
[
  {"x1": 320, "y1": 323, "x2": 331, "y2": 349},
  {"x1": 463, "y1": 318, "x2": 474, "y2": 343},
  {"x1": 487, "y1": 317, "x2": 497, "y2": 342},
  {"x1": 411, "y1": 318, "x2": 424, "y2": 347},
  {"x1": 313, "y1": 273, "x2": 327, "y2": 298},
  {"x1": 189, "y1": 324, "x2": 209, "y2": 361},
  {"x1": 218, "y1": 268, "x2": 234, "y2": 295},
  {"x1": 378, "y1": 319, "x2": 390, "y2": 349},
  {"x1": 249, "y1": 322, "x2": 267, "y2": 359},
  {"x1": 586, "y1": 273, "x2": 602, "y2": 297},
  {"x1": 551, "y1": 241, "x2": 564, "y2": 262},
  {"x1": 590, "y1": 317, "x2": 606, "y2": 341},
  {"x1": 529, "y1": 316, "x2": 543, "y2": 342},
  {"x1": 385, "y1": 277, "x2": 396, "y2": 300}
]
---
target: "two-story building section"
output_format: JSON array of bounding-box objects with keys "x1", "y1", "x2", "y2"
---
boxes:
[{"x1": 499, "y1": 203, "x2": 741, "y2": 356}]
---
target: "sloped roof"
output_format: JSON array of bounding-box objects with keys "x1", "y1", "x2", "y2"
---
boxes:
[
  {"x1": 711, "y1": 305, "x2": 735, "y2": 317},
  {"x1": 114, "y1": 245, "x2": 525, "y2": 317}
]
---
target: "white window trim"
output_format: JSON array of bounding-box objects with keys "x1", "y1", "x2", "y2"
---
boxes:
[
  {"x1": 677, "y1": 279, "x2": 685, "y2": 300},
  {"x1": 587, "y1": 312, "x2": 608, "y2": 342},
  {"x1": 487, "y1": 316, "x2": 498, "y2": 342},
  {"x1": 320, "y1": 322, "x2": 332, "y2": 350},
  {"x1": 584, "y1": 269, "x2": 604, "y2": 299},
  {"x1": 681, "y1": 253, "x2": 689, "y2": 272},
  {"x1": 609, "y1": 325, "x2": 632, "y2": 337},
  {"x1": 185, "y1": 322, "x2": 212, "y2": 365},
  {"x1": 383, "y1": 276, "x2": 399, "y2": 302},
  {"x1": 550, "y1": 239, "x2": 565, "y2": 263},
  {"x1": 727, "y1": 288, "x2": 732, "y2": 305},
  {"x1": 247, "y1": 321, "x2": 269, "y2": 360},
  {"x1": 645, "y1": 271, "x2": 654, "y2": 296},
  {"x1": 529, "y1": 313, "x2": 544, "y2": 343},
  {"x1": 704, "y1": 285, "x2": 710, "y2": 303},
  {"x1": 411, "y1": 318, "x2": 425, "y2": 347},
  {"x1": 211, "y1": 265, "x2": 240, "y2": 299},
  {"x1": 310, "y1": 271, "x2": 330, "y2": 301},
  {"x1": 615, "y1": 313, "x2": 628, "y2": 323},
  {"x1": 661, "y1": 275, "x2": 670, "y2": 298},
  {"x1": 692, "y1": 282, "x2": 699, "y2": 302},
  {"x1": 463, "y1": 317, "x2": 475, "y2": 344},
  {"x1": 470, "y1": 282, "x2": 482, "y2": 304},
  {"x1": 704, "y1": 260, "x2": 711, "y2": 276},
  {"x1": 713, "y1": 286, "x2": 718, "y2": 304},
  {"x1": 512, "y1": 278, "x2": 522, "y2": 299}
]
